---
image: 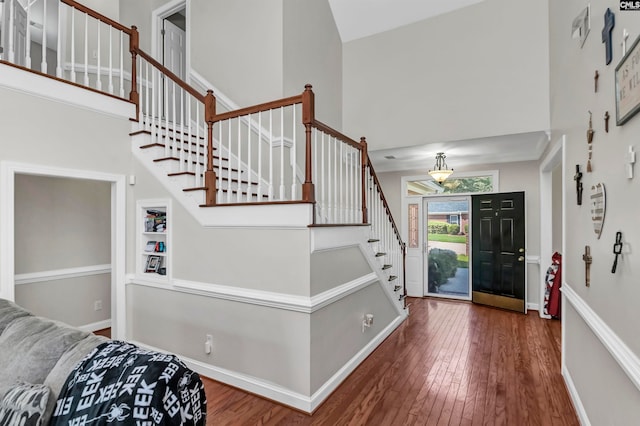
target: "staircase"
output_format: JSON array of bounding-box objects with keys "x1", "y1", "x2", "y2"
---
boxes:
[{"x1": 0, "y1": 0, "x2": 408, "y2": 410}]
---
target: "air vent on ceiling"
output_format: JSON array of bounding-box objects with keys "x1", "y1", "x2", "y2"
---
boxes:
[{"x1": 384, "y1": 155, "x2": 396, "y2": 160}]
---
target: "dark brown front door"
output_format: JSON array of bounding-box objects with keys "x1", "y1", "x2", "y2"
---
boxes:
[{"x1": 471, "y1": 192, "x2": 526, "y2": 313}]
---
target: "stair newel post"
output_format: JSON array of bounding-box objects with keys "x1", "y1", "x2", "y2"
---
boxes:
[
  {"x1": 204, "y1": 90, "x2": 217, "y2": 205},
  {"x1": 129, "y1": 26, "x2": 140, "y2": 119},
  {"x1": 301, "y1": 84, "x2": 316, "y2": 207},
  {"x1": 360, "y1": 137, "x2": 369, "y2": 224}
]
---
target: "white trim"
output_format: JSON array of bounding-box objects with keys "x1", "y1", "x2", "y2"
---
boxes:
[
  {"x1": 77, "y1": 319, "x2": 111, "y2": 333},
  {"x1": 526, "y1": 255, "x2": 540, "y2": 264},
  {"x1": 562, "y1": 364, "x2": 592, "y2": 426},
  {"x1": 15, "y1": 264, "x2": 111, "y2": 285},
  {"x1": 526, "y1": 303, "x2": 539, "y2": 311},
  {"x1": 129, "y1": 314, "x2": 404, "y2": 413},
  {"x1": 563, "y1": 284, "x2": 640, "y2": 393},
  {"x1": 539, "y1": 135, "x2": 564, "y2": 319},
  {"x1": 308, "y1": 315, "x2": 405, "y2": 412},
  {"x1": 0, "y1": 62, "x2": 135, "y2": 119},
  {"x1": 152, "y1": 0, "x2": 189, "y2": 80},
  {"x1": 132, "y1": 272, "x2": 379, "y2": 314},
  {"x1": 0, "y1": 161, "x2": 127, "y2": 341}
]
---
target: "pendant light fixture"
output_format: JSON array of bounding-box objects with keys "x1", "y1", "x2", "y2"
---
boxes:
[{"x1": 428, "y1": 152, "x2": 453, "y2": 183}]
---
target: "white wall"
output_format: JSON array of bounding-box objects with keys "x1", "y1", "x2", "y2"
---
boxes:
[
  {"x1": 549, "y1": 0, "x2": 640, "y2": 422},
  {"x1": 342, "y1": 0, "x2": 550, "y2": 151},
  {"x1": 283, "y1": 0, "x2": 342, "y2": 128},
  {"x1": 377, "y1": 160, "x2": 541, "y2": 306}
]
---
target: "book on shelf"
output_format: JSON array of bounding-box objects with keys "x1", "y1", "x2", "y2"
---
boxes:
[{"x1": 145, "y1": 241, "x2": 157, "y2": 252}]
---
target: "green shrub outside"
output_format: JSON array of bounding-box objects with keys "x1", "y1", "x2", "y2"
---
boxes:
[
  {"x1": 428, "y1": 248, "x2": 458, "y2": 286},
  {"x1": 448, "y1": 224, "x2": 460, "y2": 235},
  {"x1": 427, "y1": 221, "x2": 449, "y2": 234}
]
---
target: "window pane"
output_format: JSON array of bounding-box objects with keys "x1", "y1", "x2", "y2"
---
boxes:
[
  {"x1": 406, "y1": 175, "x2": 493, "y2": 196},
  {"x1": 408, "y1": 204, "x2": 419, "y2": 248}
]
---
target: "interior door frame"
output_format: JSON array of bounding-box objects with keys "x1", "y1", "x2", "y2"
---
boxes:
[
  {"x1": 423, "y1": 195, "x2": 472, "y2": 300},
  {"x1": 539, "y1": 135, "x2": 565, "y2": 318},
  {"x1": 0, "y1": 161, "x2": 127, "y2": 339},
  {"x1": 152, "y1": 0, "x2": 189, "y2": 81},
  {"x1": 401, "y1": 170, "x2": 499, "y2": 298}
]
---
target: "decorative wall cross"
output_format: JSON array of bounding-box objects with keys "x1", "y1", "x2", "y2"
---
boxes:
[
  {"x1": 602, "y1": 8, "x2": 615, "y2": 65},
  {"x1": 574, "y1": 164, "x2": 583, "y2": 205},
  {"x1": 594, "y1": 70, "x2": 599, "y2": 92},
  {"x1": 611, "y1": 232, "x2": 623, "y2": 273},
  {"x1": 583, "y1": 245, "x2": 592, "y2": 287},
  {"x1": 622, "y1": 28, "x2": 630, "y2": 56},
  {"x1": 604, "y1": 111, "x2": 610, "y2": 132},
  {"x1": 627, "y1": 146, "x2": 636, "y2": 179}
]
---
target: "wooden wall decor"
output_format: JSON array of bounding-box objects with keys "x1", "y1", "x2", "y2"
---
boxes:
[
  {"x1": 583, "y1": 245, "x2": 592, "y2": 287},
  {"x1": 574, "y1": 165, "x2": 583, "y2": 205},
  {"x1": 587, "y1": 111, "x2": 594, "y2": 172},
  {"x1": 590, "y1": 182, "x2": 606, "y2": 239}
]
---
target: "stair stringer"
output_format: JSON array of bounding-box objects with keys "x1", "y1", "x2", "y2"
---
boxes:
[
  {"x1": 310, "y1": 226, "x2": 409, "y2": 317},
  {"x1": 132, "y1": 131, "x2": 313, "y2": 228}
]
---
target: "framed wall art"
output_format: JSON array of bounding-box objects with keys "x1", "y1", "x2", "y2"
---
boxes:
[{"x1": 615, "y1": 35, "x2": 640, "y2": 125}]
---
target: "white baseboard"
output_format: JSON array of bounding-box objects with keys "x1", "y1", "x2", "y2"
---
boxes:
[
  {"x1": 527, "y1": 303, "x2": 539, "y2": 311},
  {"x1": 130, "y1": 314, "x2": 405, "y2": 413},
  {"x1": 562, "y1": 365, "x2": 591, "y2": 426},
  {"x1": 78, "y1": 319, "x2": 111, "y2": 333}
]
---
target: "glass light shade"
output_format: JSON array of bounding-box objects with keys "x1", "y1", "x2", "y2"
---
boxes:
[{"x1": 428, "y1": 169, "x2": 453, "y2": 183}]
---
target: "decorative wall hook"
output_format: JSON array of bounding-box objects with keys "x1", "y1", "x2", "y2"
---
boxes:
[
  {"x1": 612, "y1": 231, "x2": 623, "y2": 273},
  {"x1": 583, "y1": 245, "x2": 592, "y2": 287}
]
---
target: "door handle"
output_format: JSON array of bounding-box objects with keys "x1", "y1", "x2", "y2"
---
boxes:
[
  {"x1": 519, "y1": 248, "x2": 525, "y2": 253},
  {"x1": 518, "y1": 256, "x2": 525, "y2": 262}
]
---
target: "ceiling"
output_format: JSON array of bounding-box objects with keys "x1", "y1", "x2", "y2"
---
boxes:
[
  {"x1": 328, "y1": 0, "x2": 484, "y2": 43},
  {"x1": 368, "y1": 131, "x2": 550, "y2": 173},
  {"x1": 328, "y1": 0, "x2": 549, "y2": 173}
]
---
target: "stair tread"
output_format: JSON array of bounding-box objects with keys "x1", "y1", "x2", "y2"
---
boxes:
[
  {"x1": 139, "y1": 141, "x2": 216, "y2": 151},
  {"x1": 388, "y1": 275, "x2": 398, "y2": 281},
  {"x1": 375, "y1": 252, "x2": 386, "y2": 257},
  {"x1": 382, "y1": 264, "x2": 392, "y2": 270},
  {"x1": 394, "y1": 285, "x2": 402, "y2": 292},
  {"x1": 367, "y1": 238, "x2": 380, "y2": 243}
]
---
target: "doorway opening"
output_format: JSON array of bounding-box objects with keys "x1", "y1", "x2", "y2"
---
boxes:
[
  {"x1": 153, "y1": 0, "x2": 187, "y2": 80},
  {"x1": 424, "y1": 197, "x2": 471, "y2": 300},
  {"x1": 0, "y1": 162, "x2": 126, "y2": 339}
]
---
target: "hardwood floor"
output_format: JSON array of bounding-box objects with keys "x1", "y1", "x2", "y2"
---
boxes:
[{"x1": 200, "y1": 297, "x2": 578, "y2": 425}]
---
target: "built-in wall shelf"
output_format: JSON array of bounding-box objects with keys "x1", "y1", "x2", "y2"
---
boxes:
[{"x1": 137, "y1": 199, "x2": 171, "y2": 283}]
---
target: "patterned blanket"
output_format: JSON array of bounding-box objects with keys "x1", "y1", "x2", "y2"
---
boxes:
[{"x1": 50, "y1": 341, "x2": 206, "y2": 425}]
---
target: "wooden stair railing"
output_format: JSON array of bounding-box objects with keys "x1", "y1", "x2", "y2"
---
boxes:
[{"x1": 1, "y1": 0, "x2": 406, "y2": 298}]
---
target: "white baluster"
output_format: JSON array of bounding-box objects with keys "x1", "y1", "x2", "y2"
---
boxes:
[
  {"x1": 83, "y1": 13, "x2": 88, "y2": 86},
  {"x1": 237, "y1": 116, "x2": 242, "y2": 202},
  {"x1": 268, "y1": 110, "x2": 274, "y2": 201},
  {"x1": 70, "y1": 7, "x2": 76, "y2": 83},
  {"x1": 151, "y1": 66, "x2": 156, "y2": 147},
  {"x1": 291, "y1": 106, "x2": 297, "y2": 199},
  {"x1": 25, "y1": 0, "x2": 31, "y2": 68},
  {"x1": 172, "y1": 82, "x2": 177, "y2": 156},
  {"x1": 8, "y1": 0, "x2": 15, "y2": 63},
  {"x1": 257, "y1": 113, "x2": 263, "y2": 199},
  {"x1": 333, "y1": 137, "x2": 338, "y2": 222},
  {"x1": 247, "y1": 114, "x2": 253, "y2": 201},
  {"x1": 313, "y1": 129, "x2": 318, "y2": 222},
  {"x1": 108, "y1": 27, "x2": 113, "y2": 94},
  {"x1": 180, "y1": 89, "x2": 185, "y2": 171},
  {"x1": 194, "y1": 102, "x2": 201, "y2": 187},
  {"x1": 144, "y1": 62, "x2": 150, "y2": 130},
  {"x1": 279, "y1": 106, "x2": 285, "y2": 200},
  {"x1": 118, "y1": 31, "x2": 124, "y2": 98},
  {"x1": 56, "y1": 2, "x2": 63, "y2": 78},
  {"x1": 227, "y1": 120, "x2": 232, "y2": 203},
  {"x1": 41, "y1": 0, "x2": 47, "y2": 73},
  {"x1": 327, "y1": 135, "x2": 333, "y2": 223},
  {"x1": 164, "y1": 76, "x2": 170, "y2": 158},
  {"x1": 321, "y1": 132, "x2": 325, "y2": 223},
  {"x1": 96, "y1": 20, "x2": 102, "y2": 91},
  {"x1": 336, "y1": 142, "x2": 345, "y2": 223},
  {"x1": 217, "y1": 124, "x2": 223, "y2": 201},
  {"x1": 187, "y1": 96, "x2": 193, "y2": 174}
]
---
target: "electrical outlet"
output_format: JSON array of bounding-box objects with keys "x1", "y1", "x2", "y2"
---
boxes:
[
  {"x1": 94, "y1": 300, "x2": 103, "y2": 311},
  {"x1": 204, "y1": 334, "x2": 213, "y2": 354}
]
